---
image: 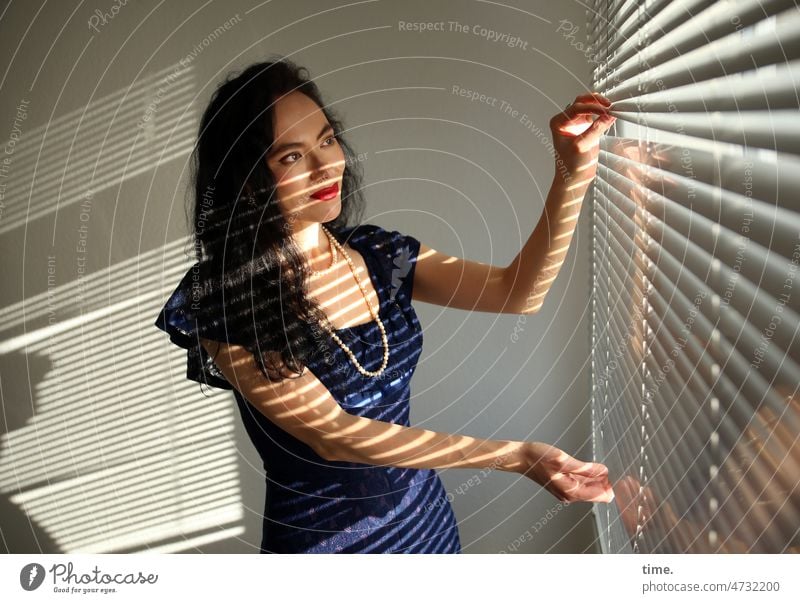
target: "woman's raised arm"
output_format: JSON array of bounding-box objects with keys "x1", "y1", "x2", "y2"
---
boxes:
[{"x1": 504, "y1": 92, "x2": 616, "y2": 314}]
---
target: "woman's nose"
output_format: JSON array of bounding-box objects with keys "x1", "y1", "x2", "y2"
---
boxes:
[
  {"x1": 309, "y1": 159, "x2": 333, "y2": 182},
  {"x1": 308, "y1": 146, "x2": 335, "y2": 176}
]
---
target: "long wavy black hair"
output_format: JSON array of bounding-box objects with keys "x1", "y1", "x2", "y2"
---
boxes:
[{"x1": 188, "y1": 56, "x2": 365, "y2": 385}]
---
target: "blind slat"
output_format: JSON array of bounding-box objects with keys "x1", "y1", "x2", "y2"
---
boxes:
[
  {"x1": 595, "y1": 172, "x2": 800, "y2": 350},
  {"x1": 590, "y1": 0, "x2": 699, "y2": 63},
  {"x1": 640, "y1": 311, "x2": 800, "y2": 549},
  {"x1": 601, "y1": 0, "x2": 796, "y2": 83},
  {"x1": 591, "y1": 0, "x2": 799, "y2": 553},
  {"x1": 600, "y1": 140, "x2": 800, "y2": 240},
  {"x1": 609, "y1": 59, "x2": 800, "y2": 112},
  {"x1": 610, "y1": 109, "x2": 800, "y2": 154},
  {"x1": 602, "y1": 8, "x2": 800, "y2": 97}
]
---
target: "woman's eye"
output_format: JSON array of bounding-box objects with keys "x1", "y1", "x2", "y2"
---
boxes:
[
  {"x1": 280, "y1": 152, "x2": 302, "y2": 164},
  {"x1": 279, "y1": 136, "x2": 335, "y2": 164}
]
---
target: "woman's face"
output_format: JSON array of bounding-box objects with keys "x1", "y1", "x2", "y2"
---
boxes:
[{"x1": 265, "y1": 91, "x2": 345, "y2": 228}]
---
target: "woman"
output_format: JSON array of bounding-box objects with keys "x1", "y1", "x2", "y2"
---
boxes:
[{"x1": 155, "y1": 57, "x2": 616, "y2": 553}]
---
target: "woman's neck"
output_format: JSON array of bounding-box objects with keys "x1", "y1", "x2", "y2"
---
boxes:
[{"x1": 290, "y1": 221, "x2": 332, "y2": 263}]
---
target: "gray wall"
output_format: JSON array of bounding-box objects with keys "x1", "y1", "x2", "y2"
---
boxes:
[{"x1": 0, "y1": 0, "x2": 598, "y2": 553}]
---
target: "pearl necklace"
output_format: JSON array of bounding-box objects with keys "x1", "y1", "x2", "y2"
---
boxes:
[
  {"x1": 309, "y1": 228, "x2": 338, "y2": 277},
  {"x1": 316, "y1": 224, "x2": 389, "y2": 377}
]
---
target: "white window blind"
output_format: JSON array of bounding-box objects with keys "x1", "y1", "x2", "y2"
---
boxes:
[{"x1": 588, "y1": 0, "x2": 800, "y2": 553}]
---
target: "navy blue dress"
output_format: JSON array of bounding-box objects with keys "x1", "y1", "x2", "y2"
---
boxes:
[{"x1": 154, "y1": 223, "x2": 461, "y2": 553}]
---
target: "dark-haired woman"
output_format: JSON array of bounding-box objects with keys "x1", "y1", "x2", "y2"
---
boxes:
[{"x1": 155, "y1": 57, "x2": 616, "y2": 553}]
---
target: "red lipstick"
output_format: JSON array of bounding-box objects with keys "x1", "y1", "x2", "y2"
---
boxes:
[{"x1": 310, "y1": 181, "x2": 339, "y2": 201}]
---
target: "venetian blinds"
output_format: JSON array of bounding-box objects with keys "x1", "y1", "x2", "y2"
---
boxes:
[{"x1": 587, "y1": 0, "x2": 800, "y2": 553}]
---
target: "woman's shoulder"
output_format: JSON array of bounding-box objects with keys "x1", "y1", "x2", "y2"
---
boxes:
[
  {"x1": 336, "y1": 222, "x2": 422, "y2": 301},
  {"x1": 337, "y1": 222, "x2": 383, "y2": 246},
  {"x1": 337, "y1": 222, "x2": 419, "y2": 257}
]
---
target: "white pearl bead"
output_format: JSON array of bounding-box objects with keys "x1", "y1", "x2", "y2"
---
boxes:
[
  {"x1": 309, "y1": 228, "x2": 338, "y2": 276},
  {"x1": 317, "y1": 225, "x2": 390, "y2": 377}
]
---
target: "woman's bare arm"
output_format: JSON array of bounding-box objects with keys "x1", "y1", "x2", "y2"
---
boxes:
[
  {"x1": 199, "y1": 337, "x2": 614, "y2": 502},
  {"x1": 504, "y1": 94, "x2": 615, "y2": 314},
  {"x1": 199, "y1": 337, "x2": 528, "y2": 471},
  {"x1": 322, "y1": 408, "x2": 528, "y2": 472}
]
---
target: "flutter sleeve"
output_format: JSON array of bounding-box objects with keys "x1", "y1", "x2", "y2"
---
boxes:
[
  {"x1": 346, "y1": 222, "x2": 422, "y2": 304},
  {"x1": 384, "y1": 226, "x2": 422, "y2": 304},
  {"x1": 153, "y1": 263, "x2": 234, "y2": 391}
]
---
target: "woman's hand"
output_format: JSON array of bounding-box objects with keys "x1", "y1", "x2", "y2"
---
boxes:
[
  {"x1": 549, "y1": 92, "x2": 615, "y2": 186},
  {"x1": 521, "y1": 442, "x2": 615, "y2": 503}
]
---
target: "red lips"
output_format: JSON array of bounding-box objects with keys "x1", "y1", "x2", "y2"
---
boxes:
[{"x1": 310, "y1": 181, "x2": 339, "y2": 201}]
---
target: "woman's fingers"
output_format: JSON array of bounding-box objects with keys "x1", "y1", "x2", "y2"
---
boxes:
[
  {"x1": 575, "y1": 114, "x2": 616, "y2": 150},
  {"x1": 575, "y1": 462, "x2": 610, "y2": 477},
  {"x1": 557, "y1": 455, "x2": 609, "y2": 475},
  {"x1": 551, "y1": 475, "x2": 614, "y2": 502},
  {"x1": 561, "y1": 101, "x2": 611, "y2": 118},
  {"x1": 552, "y1": 472, "x2": 615, "y2": 503},
  {"x1": 578, "y1": 476, "x2": 615, "y2": 503},
  {"x1": 534, "y1": 447, "x2": 615, "y2": 503},
  {"x1": 573, "y1": 92, "x2": 612, "y2": 106}
]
